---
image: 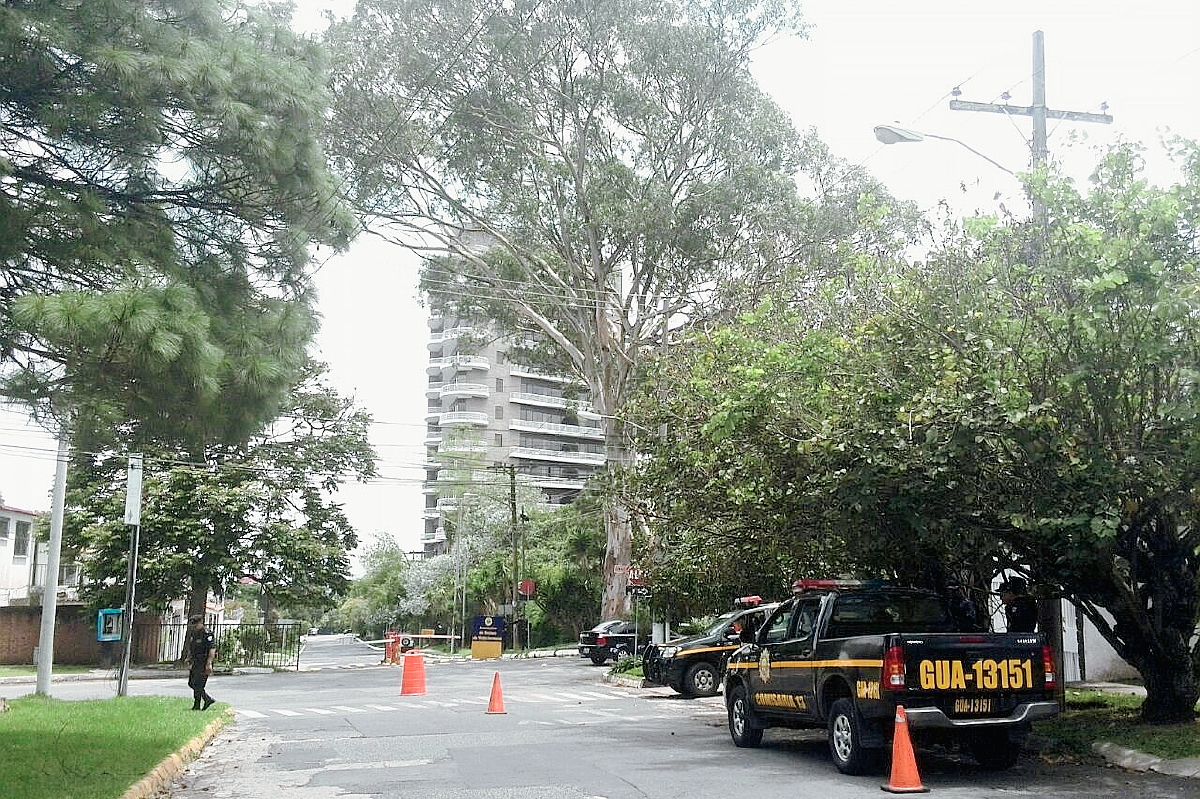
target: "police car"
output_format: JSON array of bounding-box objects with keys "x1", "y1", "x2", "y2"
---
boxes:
[
  {"x1": 724, "y1": 579, "x2": 1058, "y2": 774},
  {"x1": 643, "y1": 597, "x2": 778, "y2": 697}
]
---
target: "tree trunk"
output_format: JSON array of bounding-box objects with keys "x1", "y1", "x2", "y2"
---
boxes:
[
  {"x1": 1137, "y1": 650, "x2": 1199, "y2": 724},
  {"x1": 188, "y1": 573, "x2": 210, "y2": 621},
  {"x1": 600, "y1": 498, "x2": 632, "y2": 620}
]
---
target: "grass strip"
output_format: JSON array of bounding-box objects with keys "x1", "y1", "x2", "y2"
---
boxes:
[
  {"x1": 0, "y1": 665, "x2": 95, "y2": 678},
  {"x1": 1034, "y1": 689, "x2": 1200, "y2": 762},
  {"x1": 0, "y1": 694, "x2": 224, "y2": 799}
]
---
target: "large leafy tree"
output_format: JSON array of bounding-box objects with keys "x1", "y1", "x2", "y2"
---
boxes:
[
  {"x1": 629, "y1": 139, "x2": 1200, "y2": 722},
  {"x1": 65, "y1": 364, "x2": 377, "y2": 618},
  {"x1": 0, "y1": 0, "x2": 355, "y2": 447},
  {"x1": 324, "y1": 0, "x2": 917, "y2": 618}
]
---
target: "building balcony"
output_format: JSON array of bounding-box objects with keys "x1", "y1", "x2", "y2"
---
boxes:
[
  {"x1": 422, "y1": 507, "x2": 442, "y2": 520},
  {"x1": 509, "y1": 419, "x2": 604, "y2": 441},
  {"x1": 510, "y1": 447, "x2": 606, "y2": 466},
  {"x1": 438, "y1": 411, "x2": 490, "y2": 427},
  {"x1": 423, "y1": 527, "x2": 448, "y2": 543},
  {"x1": 509, "y1": 364, "x2": 573, "y2": 383},
  {"x1": 440, "y1": 382, "x2": 490, "y2": 400},
  {"x1": 509, "y1": 392, "x2": 595, "y2": 413},
  {"x1": 423, "y1": 433, "x2": 443, "y2": 447},
  {"x1": 425, "y1": 407, "x2": 442, "y2": 424},
  {"x1": 426, "y1": 356, "x2": 450, "y2": 375},
  {"x1": 441, "y1": 355, "x2": 490, "y2": 374},
  {"x1": 427, "y1": 326, "x2": 477, "y2": 351},
  {"x1": 527, "y1": 475, "x2": 589, "y2": 491},
  {"x1": 425, "y1": 382, "x2": 443, "y2": 399},
  {"x1": 436, "y1": 497, "x2": 460, "y2": 511},
  {"x1": 438, "y1": 440, "x2": 489, "y2": 455}
]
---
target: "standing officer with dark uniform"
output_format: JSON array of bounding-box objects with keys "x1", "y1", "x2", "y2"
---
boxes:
[
  {"x1": 187, "y1": 614, "x2": 217, "y2": 710},
  {"x1": 999, "y1": 577, "x2": 1038, "y2": 633}
]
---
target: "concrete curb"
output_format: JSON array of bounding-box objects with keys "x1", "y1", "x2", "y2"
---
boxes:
[
  {"x1": 119, "y1": 708, "x2": 232, "y2": 799},
  {"x1": 1092, "y1": 742, "x2": 1200, "y2": 778}
]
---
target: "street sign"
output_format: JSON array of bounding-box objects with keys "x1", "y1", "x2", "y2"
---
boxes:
[
  {"x1": 123, "y1": 455, "x2": 143, "y2": 526},
  {"x1": 518, "y1": 578, "x2": 536, "y2": 597}
]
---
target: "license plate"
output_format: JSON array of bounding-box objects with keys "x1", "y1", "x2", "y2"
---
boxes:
[{"x1": 953, "y1": 696, "x2": 994, "y2": 715}]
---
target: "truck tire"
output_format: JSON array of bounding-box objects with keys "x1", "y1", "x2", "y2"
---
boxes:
[
  {"x1": 829, "y1": 698, "x2": 876, "y2": 775},
  {"x1": 727, "y1": 684, "x2": 763, "y2": 748},
  {"x1": 968, "y1": 729, "x2": 1021, "y2": 770},
  {"x1": 589, "y1": 650, "x2": 608, "y2": 666},
  {"x1": 684, "y1": 661, "x2": 720, "y2": 697}
]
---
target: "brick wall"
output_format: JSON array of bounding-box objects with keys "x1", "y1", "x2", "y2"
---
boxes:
[{"x1": 0, "y1": 606, "x2": 103, "y2": 665}]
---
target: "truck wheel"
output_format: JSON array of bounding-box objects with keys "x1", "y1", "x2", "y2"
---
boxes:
[
  {"x1": 589, "y1": 651, "x2": 608, "y2": 666},
  {"x1": 727, "y1": 684, "x2": 763, "y2": 748},
  {"x1": 829, "y1": 698, "x2": 876, "y2": 775},
  {"x1": 968, "y1": 730, "x2": 1021, "y2": 770},
  {"x1": 684, "y1": 662, "x2": 720, "y2": 697}
]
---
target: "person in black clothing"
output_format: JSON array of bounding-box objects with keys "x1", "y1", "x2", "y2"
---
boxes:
[
  {"x1": 187, "y1": 614, "x2": 216, "y2": 710},
  {"x1": 998, "y1": 577, "x2": 1038, "y2": 633}
]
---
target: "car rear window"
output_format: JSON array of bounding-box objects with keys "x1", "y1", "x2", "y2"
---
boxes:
[{"x1": 825, "y1": 593, "x2": 956, "y2": 638}]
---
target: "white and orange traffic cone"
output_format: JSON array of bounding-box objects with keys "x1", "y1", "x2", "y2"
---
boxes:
[{"x1": 882, "y1": 705, "x2": 928, "y2": 793}]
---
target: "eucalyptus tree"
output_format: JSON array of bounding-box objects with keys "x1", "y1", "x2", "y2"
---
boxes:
[{"x1": 324, "y1": 0, "x2": 889, "y2": 617}]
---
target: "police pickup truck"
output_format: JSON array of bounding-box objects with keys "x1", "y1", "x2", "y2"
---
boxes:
[
  {"x1": 643, "y1": 597, "x2": 778, "y2": 697},
  {"x1": 724, "y1": 580, "x2": 1059, "y2": 775}
]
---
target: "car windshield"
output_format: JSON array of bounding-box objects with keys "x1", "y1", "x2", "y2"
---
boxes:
[{"x1": 702, "y1": 611, "x2": 740, "y2": 637}]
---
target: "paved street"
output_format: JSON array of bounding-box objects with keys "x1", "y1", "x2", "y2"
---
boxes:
[{"x1": 134, "y1": 654, "x2": 1196, "y2": 799}]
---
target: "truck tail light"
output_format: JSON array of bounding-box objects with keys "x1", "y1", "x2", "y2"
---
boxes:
[
  {"x1": 596, "y1": 636, "x2": 607, "y2": 646},
  {"x1": 882, "y1": 644, "x2": 907, "y2": 690},
  {"x1": 1042, "y1": 645, "x2": 1058, "y2": 690}
]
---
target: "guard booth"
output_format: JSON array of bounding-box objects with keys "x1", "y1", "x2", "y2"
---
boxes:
[{"x1": 470, "y1": 615, "x2": 506, "y2": 660}]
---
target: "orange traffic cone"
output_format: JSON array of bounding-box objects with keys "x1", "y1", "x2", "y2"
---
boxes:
[
  {"x1": 400, "y1": 649, "x2": 426, "y2": 696},
  {"x1": 882, "y1": 705, "x2": 928, "y2": 793},
  {"x1": 485, "y1": 671, "x2": 506, "y2": 714}
]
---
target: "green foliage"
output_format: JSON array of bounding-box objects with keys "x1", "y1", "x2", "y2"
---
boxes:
[
  {"x1": 65, "y1": 365, "x2": 376, "y2": 616},
  {"x1": 626, "y1": 138, "x2": 1200, "y2": 721},
  {"x1": 0, "y1": 0, "x2": 356, "y2": 456}
]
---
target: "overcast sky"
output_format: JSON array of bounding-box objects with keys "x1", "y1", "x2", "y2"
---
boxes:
[{"x1": 2, "y1": 0, "x2": 1196, "y2": 559}]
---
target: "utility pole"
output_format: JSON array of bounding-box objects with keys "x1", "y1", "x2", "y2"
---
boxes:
[
  {"x1": 951, "y1": 31, "x2": 1110, "y2": 700},
  {"x1": 488, "y1": 463, "x2": 520, "y2": 650},
  {"x1": 950, "y1": 30, "x2": 1112, "y2": 224}
]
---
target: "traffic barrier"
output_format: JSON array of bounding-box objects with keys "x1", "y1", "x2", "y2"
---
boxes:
[
  {"x1": 485, "y1": 672, "x2": 506, "y2": 714},
  {"x1": 882, "y1": 705, "x2": 928, "y2": 793},
  {"x1": 400, "y1": 649, "x2": 426, "y2": 696}
]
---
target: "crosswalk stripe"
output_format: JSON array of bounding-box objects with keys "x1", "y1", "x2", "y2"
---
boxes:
[
  {"x1": 331, "y1": 705, "x2": 367, "y2": 713},
  {"x1": 272, "y1": 709, "x2": 303, "y2": 716},
  {"x1": 236, "y1": 709, "x2": 267, "y2": 718},
  {"x1": 367, "y1": 704, "x2": 398, "y2": 711},
  {"x1": 303, "y1": 708, "x2": 336, "y2": 715}
]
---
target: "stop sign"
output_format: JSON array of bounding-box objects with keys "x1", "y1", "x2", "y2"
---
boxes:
[{"x1": 518, "y1": 578, "x2": 536, "y2": 597}]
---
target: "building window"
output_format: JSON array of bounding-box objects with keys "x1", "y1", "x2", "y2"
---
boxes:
[
  {"x1": 496, "y1": 351, "x2": 506, "y2": 364},
  {"x1": 0, "y1": 516, "x2": 8, "y2": 541},
  {"x1": 495, "y1": 433, "x2": 504, "y2": 447},
  {"x1": 495, "y1": 378, "x2": 504, "y2": 392},
  {"x1": 495, "y1": 405, "x2": 504, "y2": 420},
  {"x1": 13, "y1": 521, "x2": 30, "y2": 558}
]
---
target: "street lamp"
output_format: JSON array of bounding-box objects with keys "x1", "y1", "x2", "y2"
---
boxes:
[{"x1": 873, "y1": 124, "x2": 1017, "y2": 178}]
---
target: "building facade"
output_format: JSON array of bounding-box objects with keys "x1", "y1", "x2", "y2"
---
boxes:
[
  {"x1": 422, "y1": 313, "x2": 606, "y2": 556},
  {"x1": 0, "y1": 503, "x2": 82, "y2": 607}
]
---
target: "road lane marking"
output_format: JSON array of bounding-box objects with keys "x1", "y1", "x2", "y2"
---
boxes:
[
  {"x1": 236, "y1": 709, "x2": 267, "y2": 718},
  {"x1": 303, "y1": 708, "x2": 336, "y2": 715},
  {"x1": 367, "y1": 704, "x2": 398, "y2": 711},
  {"x1": 272, "y1": 709, "x2": 303, "y2": 716},
  {"x1": 331, "y1": 705, "x2": 367, "y2": 713}
]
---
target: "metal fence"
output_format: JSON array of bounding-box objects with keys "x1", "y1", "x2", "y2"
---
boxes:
[{"x1": 133, "y1": 621, "x2": 302, "y2": 671}]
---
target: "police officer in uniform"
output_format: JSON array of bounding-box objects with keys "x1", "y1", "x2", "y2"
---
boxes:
[
  {"x1": 998, "y1": 577, "x2": 1038, "y2": 633},
  {"x1": 187, "y1": 614, "x2": 217, "y2": 710}
]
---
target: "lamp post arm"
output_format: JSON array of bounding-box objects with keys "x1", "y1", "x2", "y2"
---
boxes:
[{"x1": 922, "y1": 133, "x2": 1018, "y2": 177}]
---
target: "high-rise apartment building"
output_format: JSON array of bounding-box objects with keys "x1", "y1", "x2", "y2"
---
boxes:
[{"x1": 422, "y1": 312, "x2": 606, "y2": 556}]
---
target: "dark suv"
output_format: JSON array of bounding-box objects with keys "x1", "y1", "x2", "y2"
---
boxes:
[
  {"x1": 643, "y1": 603, "x2": 777, "y2": 696},
  {"x1": 578, "y1": 619, "x2": 648, "y2": 665}
]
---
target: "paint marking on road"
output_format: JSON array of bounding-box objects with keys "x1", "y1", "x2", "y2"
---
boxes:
[
  {"x1": 236, "y1": 709, "x2": 267, "y2": 718},
  {"x1": 577, "y1": 691, "x2": 619, "y2": 700},
  {"x1": 531, "y1": 693, "x2": 563, "y2": 702},
  {"x1": 331, "y1": 705, "x2": 367, "y2": 713},
  {"x1": 367, "y1": 704, "x2": 398, "y2": 711},
  {"x1": 303, "y1": 708, "x2": 336, "y2": 715},
  {"x1": 272, "y1": 709, "x2": 303, "y2": 716},
  {"x1": 322, "y1": 759, "x2": 433, "y2": 771},
  {"x1": 555, "y1": 692, "x2": 595, "y2": 701}
]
